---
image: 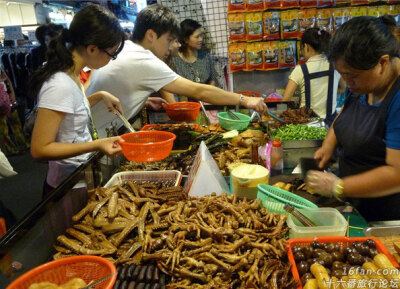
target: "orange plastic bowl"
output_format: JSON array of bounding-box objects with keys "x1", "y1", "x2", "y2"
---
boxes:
[
  {"x1": 164, "y1": 102, "x2": 201, "y2": 121},
  {"x1": 119, "y1": 131, "x2": 176, "y2": 162},
  {"x1": 7, "y1": 255, "x2": 116, "y2": 289}
]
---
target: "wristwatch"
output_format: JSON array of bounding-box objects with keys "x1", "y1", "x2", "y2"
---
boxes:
[{"x1": 333, "y1": 179, "x2": 345, "y2": 201}]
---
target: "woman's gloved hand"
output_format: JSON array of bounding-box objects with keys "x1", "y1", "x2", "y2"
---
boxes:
[{"x1": 306, "y1": 170, "x2": 341, "y2": 198}]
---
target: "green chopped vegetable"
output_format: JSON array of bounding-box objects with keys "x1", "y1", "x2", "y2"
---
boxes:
[{"x1": 272, "y1": 124, "x2": 327, "y2": 141}]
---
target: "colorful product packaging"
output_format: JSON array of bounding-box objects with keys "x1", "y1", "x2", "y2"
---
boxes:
[
  {"x1": 247, "y1": 42, "x2": 264, "y2": 70},
  {"x1": 246, "y1": 0, "x2": 265, "y2": 11},
  {"x1": 297, "y1": 41, "x2": 307, "y2": 65},
  {"x1": 229, "y1": 43, "x2": 247, "y2": 72},
  {"x1": 350, "y1": 6, "x2": 368, "y2": 18},
  {"x1": 333, "y1": 8, "x2": 351, "y2": 31},
  {"x1": 228, "y1": 0, "x2": 246, "y2": 12},
  {"x1": 367, "y1": 6, "x2": 380, "y2": 16},
  {"x1": 279, "y1": 41, "x2": 297, "y2": 69},
  {"x1": 335, "y1": 0, "x2": 351, "y2": 5},
  {"x1": 298, "y1": 9, "x2": 317, "y2": 37},
  {"x1": 267, "y1": 0, "x2": 282, "y2": 10},
  {"x1": 317, "y1": 0, "x2": 334, "y2": 7},
  {"x1": 262, "y1": 41, "x2": 279, "y2": 70},
  {"x1": 316, "y1": 9, "x2": 333, "y2": 33},
  {"x1": 351, "y1": 0, "x2": 369, "y2": 6},
  {"x1": 281, "y1": 10, "x2": 299, "y2": 39},
  {"x1": 282, "y1": 0, "x2": 300, "y2": 9},
  {"x1": 228, "y1": 13, "x2": 246, "y2": 42},
  {"x1": 263, "y1": 11, "x2": 280, "y2": 40},
  {"x1": 246, "y1": 12, "x2": 263, "y2": 41},
  {"x1": 300, "y1": 0, "x2": 317, "y2": 8},
  {"x1": 377, "y1": 5, "x2": 390, "y2": 15}
]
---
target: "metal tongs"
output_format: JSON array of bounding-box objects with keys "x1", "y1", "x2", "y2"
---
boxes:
[
  {"x1": 268, "y1": 111, "x2": 286, "y2": 123},
  {"x1": 227, "y1": 110, "x2": 240, "y2": 120},
  {"x1": 79, "y1": 273, "x2": 117, "y2": 289},
  {"x1": 115, "y1": 110, "x2": 135, "y2": 133},
  {"x1": 199, "y1": 101, "x2": 211, "y2": 124}
]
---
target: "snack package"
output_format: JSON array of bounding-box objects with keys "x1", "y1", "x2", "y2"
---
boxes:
[
  {"x1": 297, "y1": 41, "x2": 307, "y2": 64},
  {"x1": 246, "y1": 0, "x2": 265, "y2": 11},
  {"x1": 316, "y1": 9, "x2": 333, "y2": 33},
  {"x1": 262, "y1": 41, "x2": 279, "y2": 70},
  {"x1": 228, "y1": 13, "x2": 246, "y2": 42},
  {"x1": 352, "y1": 0, "x2": 369, "y2": 6},
  {"x1": 367, "y1": 6, "x2": 380, "y2": 17},
  {"x1": 281, "y1": 10, "x2": 299, "y2": 39},
  {"x1": 388, "y1": 5, "x2": 400, "y2": 39},
  {"x1": 246, "y1": 12, "x2": 263, "y2": 41},
  {"x1": 247, "y1": 42, "x2": 264, "y2": 70},
  {"x1": 266, "y1": 0, "x2": 281, "y2": 10},
  {"x1": 377, "y1": 5, "x2": 390, "y2": 16},
  {"x1": 282, "y1": 0, "x2": 300, "y2": 9},
  {"x1": 229, "y1": 43, "x2": 247, "y2": 72},
  {"x1": 317, "y1": 0, "x2": 334, "y2": 8},
  {"x1": 298, "y1": 9, "x2": 317, "y2": 37},
  {"x1": 279, "y1": 41, "x2": 296, "y2": 69},
  {"x1": 228, "y1": 0, "x2": 246, "y2": 12},
  {"x1": 333, "y1": 8, "x2": 351, "y2": 31},
  {"x1": 263, "y1": 11, "x2": 280, "y2": 40},
  {"x1": 300, "y1": 0, "x2": 317, "y2": 8}
]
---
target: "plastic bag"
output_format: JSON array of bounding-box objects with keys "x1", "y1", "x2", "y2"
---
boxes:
[
  {"x1": 229, "y1": 43, "x2": 247, "y2": 72},
  {"x1": 279, "y1": 41, "x2": 297, "y2": 69},
  {"x1": 246, "y1": 12, "x2": 263, "y2": 41},
  {"x1": 0, "y1": 149, "x2": 17, "y2": 179},
  {"x1": 228, "y1": 0, "x2": 246, "y2": 12},
  {"x1": 246, "y1": 0, "x2": 265, "y2": 11},
  {"x1": 263, "y1": 11, "x2": 280, "y2": 40},
  {"x1": 247, "y1": 42, "x2": 264, "y2": 71},
  {"x1": 298, "y1": 9, "x2": 317, "y2": 37},
  {"x1": 262, "y1": 41, "x2": 279, "y2": 70},
  {"x1": 281, "y1": 10, "x2": 299, "y2": 39},
  {"x1": 228, "y1": 13, "x2": 246, "y2": 42}
]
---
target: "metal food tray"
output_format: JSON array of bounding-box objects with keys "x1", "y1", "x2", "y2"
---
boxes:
[
  {"x1": 364, "y1": 225, "x2": 400, "y2": 237},
  {"x1": 282, "y1": 139, "x2": 323, "y2": 149}
]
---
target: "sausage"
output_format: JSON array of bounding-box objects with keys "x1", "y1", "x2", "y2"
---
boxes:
[
  {"x1": 132, "y1": 265, "x2": 141, "y2": 279},
  {"x1": 152, "y1": 267, "x2": 160, "y2": 282},
  {"x1": 120, "y1": 280, "x2": 128, "y2": 289},
  {"x1": 117, "y1": 266, "x2": 123, "y2": 280},
  {"x1": 114, "y1": 279, "x2": 121, "y2": 289},
  {"x1": 310, "y1": 263, "x2": 330, "y2": 289},
  {"x1": 135, "y1": 283, "x2": 146, "y2": 289},
  {"x1": 120, "y1": 266, "x2": 128, "y2": 280},
  {"x1": 146, "y1": 265, "x2": 154, "y2": 282},
  {"x1": 127, "y1": 281, "x2": 136, "y2": 289},
  {"x1": 144, "y1": 284, "x2": 151, "y2": 289},
  {"x1": 150, "y1": 284, "x2": 161, "y2": 289},
  {"x1": 138, "y1": 265, "x2": 148, "y2": 282},
  {"x1": 303, "y1": 279, "x2": 318, "y2": 289},
  {"x1": 159, "y1": 273, "x2": 166, "y2": 285},
  {"x1": 127, "y1": 264, "x2": 136, "y2": 280}
]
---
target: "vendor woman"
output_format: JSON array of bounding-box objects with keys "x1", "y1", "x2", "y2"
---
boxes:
[
  {"x1": 30, "y1": 5, "x2": 125, "y2": 193},
  {"x1": 306, "y1": 16, "x2": 400, "y2": 222}
]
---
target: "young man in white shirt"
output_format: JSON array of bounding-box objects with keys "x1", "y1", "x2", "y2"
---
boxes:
[{"x1": 88, "y1": 4, "x2": 267, "y2": 138}]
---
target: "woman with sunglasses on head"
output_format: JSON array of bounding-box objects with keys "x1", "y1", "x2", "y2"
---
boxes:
[
  {"x1": 306, "y1": 16, "x2": 400, "y2": 222},
  {"x1": 282, "y1": 28, "x2": 345, "y2": 126},
  {"x1": 29, "y1": 4, "x2": 126, "y2": 194}
]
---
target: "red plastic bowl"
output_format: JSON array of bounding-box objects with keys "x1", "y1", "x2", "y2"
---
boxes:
[
  {"x1": 119, "y1": 131, "x2": 176, "y2": 162},
  {"x1": 164, "y1": 102, "x2": 201, "y2": 121},
  {"x1": 7, "y1": 255, "x2": 116, "y2": 289}
]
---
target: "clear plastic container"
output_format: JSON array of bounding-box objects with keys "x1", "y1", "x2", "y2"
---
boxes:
[{"x1": 287, "y1": 207, "x2": 347, "y2": 239}]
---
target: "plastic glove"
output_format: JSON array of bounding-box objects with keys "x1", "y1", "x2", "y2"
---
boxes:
[{"x1": 305, "y1": 170, "x2": 341, "y2": 198}]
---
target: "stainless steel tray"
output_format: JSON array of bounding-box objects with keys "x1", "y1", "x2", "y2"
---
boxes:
[
  {"x1": 282, "y1": 139, "x2": 323, "y2": 149},
  {"x1": 364, "y1": 225, "x2": 400, "y2": 237}
]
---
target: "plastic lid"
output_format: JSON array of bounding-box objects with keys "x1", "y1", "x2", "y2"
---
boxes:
[{"x1": 272, "y1": 137, "x2": 282, "y2": 147}]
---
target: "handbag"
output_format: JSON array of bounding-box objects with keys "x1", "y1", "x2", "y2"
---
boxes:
[{"x1": 0, "y1": 83, "x2": 11, "y2": 116}]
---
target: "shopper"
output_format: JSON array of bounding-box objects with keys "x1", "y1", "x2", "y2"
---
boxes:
[
  {"x1": 282, "y1": 28, "x2": 344, "y2": 125},
  {"x1": 0, "y1": 67, "x2": 29, "y2": 155},
  {"x1": 29, "y1": 5, "x2": 126, "y2": 192},
  {"x1": 306, "y1": 16, "x2": 400, "y2": 221},
  {"x1": 173, "y1": 19, "x2": 219, "y2": 87},
  {"x1": 31, "y1": 24, "x2": 48, "y2": 72},
  {"x1": 87, "y1": 4, "x2": 267, "y2": 138}
]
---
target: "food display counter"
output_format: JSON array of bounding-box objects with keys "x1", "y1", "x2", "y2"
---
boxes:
[{"x1": 2, "y1": 106, "x2": 399, "y2": 289}]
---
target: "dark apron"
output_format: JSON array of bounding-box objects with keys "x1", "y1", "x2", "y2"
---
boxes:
[
  {"x1": 334, "y1": 76, "x2": 400, "y2": 222},
  {"x1": 300, "y1": 62, "x2": 336, "y2": 127}
]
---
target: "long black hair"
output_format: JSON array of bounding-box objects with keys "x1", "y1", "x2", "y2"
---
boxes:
[
  {"x1": 178, "y1": 19, "x2": 202, "y2": 53},
  {"x1": 328, "y1": 16, "x2": 399, "y2": 70},
  {"x1": 30, "y1": 4, "x2": 125, "y2": 99},
  {"x1": 301, "y1": 28, "x2": 331, "y2": 55}
]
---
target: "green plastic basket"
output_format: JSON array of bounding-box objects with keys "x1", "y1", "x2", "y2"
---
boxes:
[
  {"x1": 218, "y1": 112, "x2": 251, "y2": 131},
  {"x1": 257, "y1": 184, "x2": 317, "y2": 214}
]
